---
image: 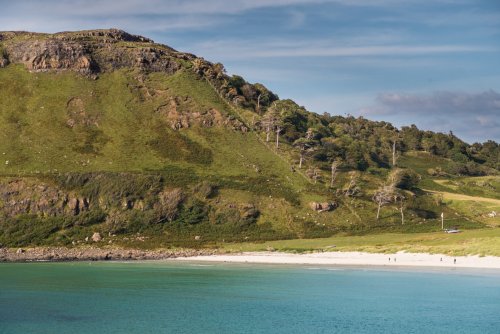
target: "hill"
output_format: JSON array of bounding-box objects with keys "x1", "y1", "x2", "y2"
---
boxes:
[{"x1": 0, "y1": 29, "x2": 498, "y2": 249}]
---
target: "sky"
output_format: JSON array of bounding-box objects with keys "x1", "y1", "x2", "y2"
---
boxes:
[{"x1": 0, "y1": 0, "x2": 499, "y2": 143}]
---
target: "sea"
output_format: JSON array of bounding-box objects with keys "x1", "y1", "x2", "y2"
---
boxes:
[{"x1": 0, "y1": 262, "x2": 499, "y2": 334}]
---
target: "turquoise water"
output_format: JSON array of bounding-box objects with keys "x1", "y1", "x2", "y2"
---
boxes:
[{"x1": 0, "y1": 262, "x2": 499, "y2": 333}]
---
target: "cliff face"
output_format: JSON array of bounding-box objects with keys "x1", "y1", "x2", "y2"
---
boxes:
[
  {"x1": 0, "y1": 178, "x2": 87, "y2": 217},
  {"x1": 0, "y1": 29, "x2": 190, "y2": 75}
]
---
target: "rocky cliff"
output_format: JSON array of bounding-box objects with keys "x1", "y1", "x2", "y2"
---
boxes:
[{"x1": 0, "y1": 29, "x2": 189, "y2": 75}]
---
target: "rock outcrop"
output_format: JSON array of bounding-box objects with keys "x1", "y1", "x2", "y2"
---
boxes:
[
  {"x1": 309, "y1": 201, "x2": 337, "y2": 212},
  {"x1": 0, "y1": 29, "x2": 186, "y2": 76},
  {"x1": 0, "y1": 179, "x2": 88, "y2": 217}
]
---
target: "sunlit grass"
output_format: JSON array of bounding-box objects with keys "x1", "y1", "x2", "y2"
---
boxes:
[{"x1": 221, "y1": 228, "x2": 500, "y2": 256}]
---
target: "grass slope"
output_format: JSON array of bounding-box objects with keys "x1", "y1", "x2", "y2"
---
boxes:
[{"x1": 0, "y1": 63, "x2": 498, "y2": 249}]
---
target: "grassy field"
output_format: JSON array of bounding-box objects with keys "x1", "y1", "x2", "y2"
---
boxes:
[
  {"x1": 425, "y1": 189, "x2": 500, "y2": 227},
  {"x1": 433, "y1": 176, "x2": 500, "y2": 200},
  {"x1": 221, "y1": 228, "x2": 500, "y2": 256}
]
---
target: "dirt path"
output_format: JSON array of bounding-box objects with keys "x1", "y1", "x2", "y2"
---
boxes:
[{"x1": 425, "y1": 189, "x2": 500, "y2": 205}]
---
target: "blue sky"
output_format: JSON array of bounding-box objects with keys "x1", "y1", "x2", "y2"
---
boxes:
[{"x1": 1, "y1": 0, "x2": 499, "y2": 143}]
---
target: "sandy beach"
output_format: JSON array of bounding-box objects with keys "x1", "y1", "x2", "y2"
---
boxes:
[{"x1": 174, "y1": 251, "x2": 500, "y2": 269}]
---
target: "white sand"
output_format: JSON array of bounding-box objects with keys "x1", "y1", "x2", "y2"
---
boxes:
[{"x1": 174, "y1": 251, "x2": 500, "y2": 269}]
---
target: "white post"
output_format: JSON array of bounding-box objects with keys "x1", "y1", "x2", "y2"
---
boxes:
[{"x1": 441, "y1": 212, "x2": 444, "y2": 230}]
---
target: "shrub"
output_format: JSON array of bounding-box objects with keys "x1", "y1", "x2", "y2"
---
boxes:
[
  {"x1": 155, "y1": 188, "x2": 184, "y2": 222},
  {"x1": 389, "y1": 168, "x2": 420, "y2": 189}
]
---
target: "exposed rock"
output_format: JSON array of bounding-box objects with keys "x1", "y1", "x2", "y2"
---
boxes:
[
  {"x1": 1, "y1": 29, "x2": 180, "y2": 76},
  {"x1": 91, "y1": 232, "x2": 102, "y2": 242},
  {"x1": 0, "y1": 179, "x2": 69, "y2": 217},
  {"x1": 194, "y1": 235, "x2": 201, "y2": 241},
  {"x1": 310, "y1": 202, "x2": 321, "y2": 211},
  {"x1": 309, "y1": 201, "x2": 337, "y2": 212},
  {"x1": 0, "y1": 246, "x2": 219, "y2": 262}
]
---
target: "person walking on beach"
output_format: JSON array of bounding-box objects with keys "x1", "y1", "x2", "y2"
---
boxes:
[{"x1": 454, "y1": 259, "x2": 456, "y2": 264}]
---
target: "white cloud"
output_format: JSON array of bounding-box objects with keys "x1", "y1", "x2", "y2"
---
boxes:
[{"x1": 189, "y1": 38, "x2": 492, "y2": 59}]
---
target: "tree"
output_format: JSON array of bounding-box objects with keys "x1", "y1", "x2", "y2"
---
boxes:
[
  {"x1": 330, "y1": 160, "x2": 340, "y2": 187},
  {"x1": 254, "y1": 83, "x2": 279, "y2": 114},
  {"x1": 275, "y1": 121, "x2": 283, "y2": 149},
  {"x1": 372, "y1": 185, "x2": 395, "y2": 220},
  {"x1": 391, "y1": 138, "x2": 400, "y2": 167},
  {"x1": 293, "y1": 133, "x2": 317, "y2": 168},
  {"x1": 394, "y1": 191, "x2": 406, "y2": 225},
  {"x1": 261, "y1": 113, "x2": 275, "y2": 142}
]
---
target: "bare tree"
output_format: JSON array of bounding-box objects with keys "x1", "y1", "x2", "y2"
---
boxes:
[
  {"x1": 330, "y1": 160, "x2": 340, "y2": 187},
  {"x1": 343, "y1": 171, "x2": 361, "y2": 197},
  {"x1": 372, "y1": 185, "x2": 395, "y2": 220},
  {"x1": 275, "y1": 123, "x2": 282, "y2": 149},
  {"x1": 256, "y1": 93, "x2": 262, "y2": 114},
  {"x1": 261, "y1": 114, "x2": 274, "y2": 142},
  {"x1": 391, "y1": 138, "x2": 400, "y2": 167},
  {"x1": 394, "y1": 191, "x2": 406, "y2": 225}
]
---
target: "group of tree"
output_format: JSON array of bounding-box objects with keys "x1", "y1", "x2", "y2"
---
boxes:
[
  {"x1": 253, "y1": 100, "x2": 499, "y2": 176},
  {"x1": 189, "y1": 57, "x2": 499, "y2": 176},
  {"x1": 372, "y1": 169, "x2": 420, "y2": 224}
]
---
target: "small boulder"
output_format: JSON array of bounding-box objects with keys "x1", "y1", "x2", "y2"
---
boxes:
[
  {"x1": 310, "y1": 202, "x2": 321, "y2": 211},
  {"x1": 16, "y1": 248, "x2": 24, "y2": 254},
  {"x1": 91, "y1": 232, "x2": 102, "y2": 242},
  {"x1": 310, "y1": 201, "x2": 337, "y2": 212},
  {"x1": 194, "y1": 235, "x2": 201, "y2": 241}
]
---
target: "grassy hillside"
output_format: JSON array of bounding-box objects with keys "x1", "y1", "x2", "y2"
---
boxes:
[{"x1": 0, "y1": 30, "x2": 498, "y2": 250}]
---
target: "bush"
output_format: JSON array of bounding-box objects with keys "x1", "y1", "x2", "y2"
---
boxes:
[
  {"x1": 177, "y1": 199, "x2": 208, "y2": 225},
  {"x1": 155, "y1": 188, "x2": 184, "y2": 222},
  {"x1": 389, "y1": 168, "x2": 420, "y2": 189}
]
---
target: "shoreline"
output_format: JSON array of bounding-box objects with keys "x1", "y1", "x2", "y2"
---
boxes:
[
  {"x1": 0, "y1": 246, "x2": 218, "y2": 262},
  {"x1": 1, "y1": 246, "x2": 500, "y2": 269},
  {"x1": 173, "y1": 251, "x2": 500, "y2": 270}
]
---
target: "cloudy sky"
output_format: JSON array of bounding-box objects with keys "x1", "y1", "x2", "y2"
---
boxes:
[{"x1": 1, "y1": 0, "x2": 499, "y2": 143}]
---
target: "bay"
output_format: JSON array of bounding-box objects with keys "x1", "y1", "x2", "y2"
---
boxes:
[{"x1": 0, "y1": 262, "x2": 499, "y2": 333}]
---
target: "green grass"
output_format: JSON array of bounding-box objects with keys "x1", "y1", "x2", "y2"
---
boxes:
[
  {"x1": 433, "y1": 176, "x2": 500, "y2": 200},
  {"x1": 221, "y1": 228, "x2": 500, "y2": 256},
  {"x1": 0, "y1": 66, "x2": 304, "y2": 187},
  {"x1": 0, "y1": 64, "x2": 498, "y2": 250}
]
